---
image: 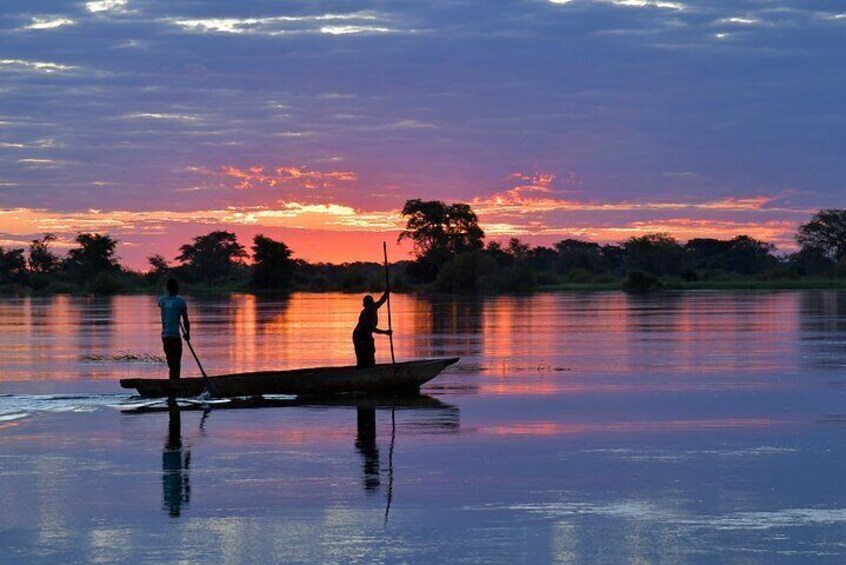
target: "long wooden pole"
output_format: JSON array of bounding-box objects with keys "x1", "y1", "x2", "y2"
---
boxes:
[
  {"x1": 383, "y1": 241, "x2": 396, "y2": 364},
  {"x1": 180, "y1": 321, "x2": 219, "y2": 398}
]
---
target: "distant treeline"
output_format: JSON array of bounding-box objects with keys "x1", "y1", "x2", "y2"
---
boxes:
[
  {"x1": 395, "y1": 201, "x2": 846, "y2": 292},
  {"x1": 1, "y1": 203, "x2": 845, "y2": 294}
]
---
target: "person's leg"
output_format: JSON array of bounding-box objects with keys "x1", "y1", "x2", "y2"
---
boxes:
[
  {"x1": 353, "y1": 334, "x2": 367, "y2": 368},
  {"x1": 163, "y1": 337, "x2": 182, "y2": 379},
  {"x1": 162, "y1": 337, "x2": 174, "y2": 378},
  {"x1": 364, "y1": 335, "x2": 376, "y2": 368},
  {"x1": 172, "y1": 339, "x2": 182, "y2": 379}
]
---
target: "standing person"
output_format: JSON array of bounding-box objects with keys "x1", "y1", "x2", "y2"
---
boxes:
[
  {"x1": 159, "y1": 278, "x2": 190, "y2": 380},
  {"x1": 352, "y1": 289, "x2": 392, "y2": 368}
]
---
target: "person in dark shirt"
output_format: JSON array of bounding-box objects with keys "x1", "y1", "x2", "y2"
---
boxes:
[
  {"x1": 158, "y1": 278, "x2": 190, "y2": 380},
  {"x1": 352, "y1": 289, "x2": 392, "y2": 368}
]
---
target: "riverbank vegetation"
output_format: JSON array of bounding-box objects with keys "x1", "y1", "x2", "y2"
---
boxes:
[{"x1": 1, "y1": 204, "x2": 844, "y2": 295}]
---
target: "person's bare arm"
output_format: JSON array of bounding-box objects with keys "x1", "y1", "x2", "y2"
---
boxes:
[
  {"x1": 374, "y1": 328, "x2": 393, "y2": 335},
  {"x1": 181, "y1": 308, "x2": 191, "y2": 341},
  {"x1": 374, "y1": 289, "x2": 389, "y2": 308}
]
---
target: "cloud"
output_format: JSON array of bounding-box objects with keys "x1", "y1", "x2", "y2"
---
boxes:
[
  {"x1": 471, "y1": 174, "x2": 810, "y2": 217},
  {"x1": 272, "y1": 131, "x2": 318, "y2": 138},
  {"x1": 0, "y1": 202, "x2": 400, "y2": 239},
  {"x1": 319, "y1": 25, "x2": 393, "y2": 35},
  {"x1": 223, "y1": 203, "x2": 399, "y2": 230},
  {"x1": 607, "y1": 0, "x2": 685, "y2": 9},
  {"x1": 474, "y1": 192, "x2": 808, "y2": 215},
  {"x1": 549, "y1": 0, "x2": 685, "y2": 10},
  {"x1": 165, "y1": 12, "x2": 400, "y2": 36},
  {"x1": 86, "y1": 0, "x2": 129, "y2": 14},
  {"x1": 120, "y1": 112, "x2": 202, "y2": 122},
  {"x1": 19, "y1": 17, "x2": 75, "y2": 31},
  {"x1": 0, "y1": 138, "x2": 62, "y2": 149},
  {"x1": 218, "y1": 165, "x2": 358, "y2": 190},
  {"x1": 715, "y1": 17, "x2": 760, "y2": 26},
  {"x1": 0, "y1": 59, "x2": 77, "y2": 74},
  {"x1": 16, "y1": 158, "x2": 73, "y2": 168},
  {"x1": 363, "y1": 119, "x2": 437, "y2": 131}
]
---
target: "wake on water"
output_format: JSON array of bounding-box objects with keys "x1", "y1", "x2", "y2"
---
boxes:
[
  {"x1": 0, "y1": 393, "x2": 135, "y2": 423},
  {"x1": 0, "y1": 392, "x2": 299, "y2": 422}
]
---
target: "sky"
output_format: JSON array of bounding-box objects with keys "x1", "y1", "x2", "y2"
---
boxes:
[{"x1": 0, "y1": 0, "x2": 844, "y2": 268}]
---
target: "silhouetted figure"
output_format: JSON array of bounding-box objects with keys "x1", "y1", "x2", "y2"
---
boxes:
[
  {"x1": 352, "y1": 290, "x2": 392, "y2": 368},
  {"x1": 163, "y1": 399, "x2": 191, "y2": 517},
  {"x1": 158, "y1": 278, "x2": 190, "y2": 379},
  {"x1": 355, "y1": 408, "x2": 380, "y2": 492}
]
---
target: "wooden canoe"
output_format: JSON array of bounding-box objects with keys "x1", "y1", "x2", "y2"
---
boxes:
[{"x1": 120, "y1": 357, "x2": 459, "y2": 398}]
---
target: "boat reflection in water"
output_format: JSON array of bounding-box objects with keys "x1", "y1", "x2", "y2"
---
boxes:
[
  {"x1": 341, "y1": 396, "x2": 460, "y2": 522},
  {"x1": 162, "y1": 399, "x2": 191, "y2": 517},
  {"x1": 148, "y1": 394, "x2": 459, "y2": 520}
]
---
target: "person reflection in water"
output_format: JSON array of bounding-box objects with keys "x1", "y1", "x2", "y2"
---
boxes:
[
  {"x1": 352, "y1": 289, "x2": 392, "y2": 368},
  {"x1": 163, "y1": 399, "x2": 191, "y2": 517},
  {"x1": 158, "y1": 278, "x2": 190, "y2": 380},
  {"x1": 355, "y1": 408, "x2": 380, "y2": 492}
]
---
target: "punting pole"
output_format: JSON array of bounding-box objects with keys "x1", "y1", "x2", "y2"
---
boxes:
[
  {"x1": 383, "y1": 241, "x2": 396, "y2": 364},
  {"x1": 180, "y1": 321, "x2": 219, "y2": 398}
]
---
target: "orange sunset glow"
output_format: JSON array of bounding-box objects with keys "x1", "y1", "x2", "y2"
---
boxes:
[{"x1": 0, "y1": 164, "x2": 816, "y2": 269}]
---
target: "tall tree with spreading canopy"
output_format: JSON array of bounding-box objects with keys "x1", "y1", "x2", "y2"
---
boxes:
[
  {"x1": 64, "y1": 233, "x2": 120, "y2": 280},
  {"x1": 399, "y1": 199, "x2": 485, "y2": 281},
  {"x1": 251, "y1": 234, "x2": 294, "y2": 289},
  {"x1": 176, "y1": 230, "x2": 247, "y2": 284},
  {"x1": 797, "y1": 209, "x2": 846, "y2": 261}
]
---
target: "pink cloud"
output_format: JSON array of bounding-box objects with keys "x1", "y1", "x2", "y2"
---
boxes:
[{"x1": 219, "y1": 164, "x2": 358, "y2": 190}]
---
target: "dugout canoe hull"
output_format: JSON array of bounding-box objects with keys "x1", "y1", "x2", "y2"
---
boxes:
[{"x1": 120, "y1": 357, "x2": 459, "y2": 398}]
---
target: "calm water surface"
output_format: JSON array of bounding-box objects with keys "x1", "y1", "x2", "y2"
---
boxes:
[{"x1": 1, "y1": 291, "x2": 846, "y2": 563}]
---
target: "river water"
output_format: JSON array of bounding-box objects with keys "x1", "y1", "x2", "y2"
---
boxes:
[{"x1": 1, "y1": 291, "x2": 845, "y2": 563}]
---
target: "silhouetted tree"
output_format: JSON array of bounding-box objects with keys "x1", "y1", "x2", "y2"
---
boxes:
[
  {"x1": 176, "y1": 231, "x2": 247, "y2": 284},
  {"x1": 484, "y1": 241, "x2": 512, "y2": 265},
  {"x1": 554, "y1": 239, "x2": 607, "y2": 274},
  {"x1": 507, "y1": 238, "x2": 530, "y2": 259},
  {"x1": 28, "y1": 234, "x2": 59, "y2": 274},
  {"x1": 148, "y1": 254, "x2": 169, "y2": 273},
  {"x1": 685, "y1": 238, "x2": 731, "y2": 271},
  {"x1": 64, "y1": 233, "x2": 120, "y2": 280},
  {"x1": 787, "y1": 247, "x2": 835, "y2": 277},
  {"x1": 434, "y1": 252, "x2": 481, "y2": 292},
  {"x1": 600, "y1": 244, "x2": 626, "y2": 274},
  {"x1": 146, "y1": 254, "x2": 170, "y2": 284},
  {"x1": 250, "y1": 234, "x2": 294, "y2": 289},
  {"x1": 0, "y1": 247, "x2": 27, "y2": 284},
  {"x1": 399, "y1": 199, "x2": 484, "y2": 282},
  {"x1": 797, "y1": 209, "x2": 846, "y2": 261},
  {"x1": 528, "y1": 245, "x2": 558, "y2": 273},
  {"x1": 623, "y1": 233, "x2": 687, "y2": 276},
  {"x1": 724, "y1": 235, "x2": 778, "y2": 275}
]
